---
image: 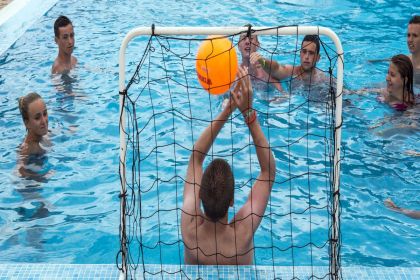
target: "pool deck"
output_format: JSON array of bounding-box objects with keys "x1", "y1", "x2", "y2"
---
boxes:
[
  {"x1": 0, "y1": 0, "x2": 12, "y2": 10},
  {"x1": 0, "y1": 264, "x2": 419, "y2": 279},
  {"x1": 0, "y1": 0, "x2": 58, "y2": 56}
]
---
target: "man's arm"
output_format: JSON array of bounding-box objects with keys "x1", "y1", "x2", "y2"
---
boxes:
[
  {"x1": 232, "y1": 67, "x2": 276, "y2": 234},
  {"x1": 182, "y1": 90, "x2": 238, "y2": 223},
  {"x1": 250, "y1": 52, "x2": 294, "y2": 81}
]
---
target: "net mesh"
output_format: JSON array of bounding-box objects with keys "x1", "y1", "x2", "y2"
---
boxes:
[{"x1": 117, "y1": 26, "x2": 342, "y2": 280}]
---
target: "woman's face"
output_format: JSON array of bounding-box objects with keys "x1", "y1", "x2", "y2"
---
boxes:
[
  {"x1": 25, "y1": 99, "x2": 48, "y2": 137},
  {"x1": 386, "y1": 62, "x2": 405, "y2": 95}
]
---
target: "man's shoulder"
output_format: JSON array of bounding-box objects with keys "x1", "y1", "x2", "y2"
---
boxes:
[
  {"x1": 181, "y1": 214, "x2": 203, "y2": 231},
  {"x1": 51, "y1": 59, "x2": 59, "y2": 73}
]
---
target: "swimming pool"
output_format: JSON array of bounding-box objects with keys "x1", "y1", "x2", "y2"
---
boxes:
[{"x1": 0, "y1": 0, "x2": 419, "y2": 277}]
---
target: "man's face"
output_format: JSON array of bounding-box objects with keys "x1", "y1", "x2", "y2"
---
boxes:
[
  {"x1": 55, "y1": 24, "x2": 75, "y2": 56},
  {"x1": 300, "y1": 41, "x2": 320, "y2": 71},
  {"x1": 238, "y1": 34, "x2": 259, "y2": 59},
  {"x1": 407, "y1": 23, "x2": 420, "y2": 54}
]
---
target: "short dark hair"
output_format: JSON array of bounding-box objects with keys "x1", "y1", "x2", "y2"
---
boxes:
[
  {"x1": 200, "y1": 159, "x2": 234, "y2": 222},
  {"x1": 302, "y1": 35, "x2": 320, "y2": 54},
  {"x1": 54, "y1": 15, "x2": 72, "y2": 37},
  {"x1": 408, "y1": 15, "x2": 420, "y2": 24},
  {"x1": 391, "y1": 54, "x2": 414, "y2": 105}
]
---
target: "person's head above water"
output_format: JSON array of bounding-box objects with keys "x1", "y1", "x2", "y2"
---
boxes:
[
  {"x1": 386, "y1": 54, "x2": 414, "y2": 105},
  {"x1": 238, "y1": 24, "x2": 260, "y2": 60},
  {"x1": 407, "y1": 15, "x2": 420, "y2": 55},
  {"x1": 199, "y1": 158, "x2": 234, "y2": 222},
  {"x1": 18, "y1": 92, "x2": 48, "y2": 137},
  {"x1": 300, "y1": 35, "x2": 321, "y2": 71},
  {"x1": 54, "y1": 15, "x2": 75, "y2": 56}
]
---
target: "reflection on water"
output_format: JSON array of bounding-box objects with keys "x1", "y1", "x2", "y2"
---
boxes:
[
  {"x1": 252, "y1": 78, "x2": 282, "y2": 101},
  {"x1": 18, "y1": 153, "x2": 54, "y2": 183},
  {"x1": 51, "y1": 71, "x2": 81, "y2": 131},
  {"x1": 3, "y1": 179, "x2": 53, "y2": 252}
]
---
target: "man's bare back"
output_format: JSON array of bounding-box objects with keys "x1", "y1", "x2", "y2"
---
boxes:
[
  {"x1": 181, "y1": 67, "x2": 276, "y2": 266},
  {"x1": 183, "y1": 215, "x2": 254, "y2": 265}
]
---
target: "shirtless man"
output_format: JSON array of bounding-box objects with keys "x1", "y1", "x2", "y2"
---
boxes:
[
  {"x1": 407, "y1": 15, "x2": 420, "y2": 86},
  {"x1": 238, "y1": 30, "x2": 283, "y2": 92},
  {"x1": 181, "y1": 66, "x2": 276, "y2": 265},
  {"x1": 52, "y1": 15, "x2": 77, "y2": 74},
  {"x1": 250, "y1": 35, "x2": 326, "y2": 84}
]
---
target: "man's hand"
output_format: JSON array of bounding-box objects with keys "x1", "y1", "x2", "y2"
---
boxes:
[
  {"x1": 231, "y1": 66, "x2": 253, "y2": 114},
  {"x1": 250, "y1": 52, "x2": 265, "y2": 68}
]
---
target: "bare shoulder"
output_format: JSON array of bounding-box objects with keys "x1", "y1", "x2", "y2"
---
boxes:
[
  {"x1": 181, "y1": 215, "x2": 203, "y2": 242},
  {"x1": 230, "y1": 216, "x2": 254, "y2": 244},
  {"x1": 72, "y1": 56, "x2": 78, "y2": 66},
  {"x1": 51, "y1": 59, "x2": 60, "y2": 74},
  {"x1": 19, "y1": 142, "x2": 30, "y2": 157}
]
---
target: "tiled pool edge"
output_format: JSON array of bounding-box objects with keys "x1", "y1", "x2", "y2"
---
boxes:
[
  {"x1": 0, "y1": 264, "x2": 419, "y2": 279},
  {"x1": 0, "y1": 0, "x2": 58, "y2": 56}
]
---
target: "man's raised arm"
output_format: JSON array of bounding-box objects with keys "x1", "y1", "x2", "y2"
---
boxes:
[
  {"x1": 182, "y1": 85, "x2": 238, "y2": 218},
  {"x1": 250, "y1": 52, "x2": 293, "y2": 81},
  {"x1": 232, "y1": 66, "x2": 276, "y2": 233}
]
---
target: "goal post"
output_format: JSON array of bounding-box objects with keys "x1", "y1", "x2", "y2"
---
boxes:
[{"x1": 118, "y1": 25, "x2": 343, "y2": 280}]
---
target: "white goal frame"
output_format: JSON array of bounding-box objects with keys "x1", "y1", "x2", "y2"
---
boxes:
[{"x1": 118, "y1": 26, "x2": 343, "y2": 280}]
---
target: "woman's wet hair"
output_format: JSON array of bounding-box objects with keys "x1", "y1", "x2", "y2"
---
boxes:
[
  {"x1": 18, "y1": 92, "x2": 42, "y2": 122},
  {"x1": 391, "y1": 54, "x2": 414, "y2": 105}
]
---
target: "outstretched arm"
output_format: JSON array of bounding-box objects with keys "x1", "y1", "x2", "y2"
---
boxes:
[
  {"x1": 250, "y1": 52, "x2": 294, "y2": 81},
  {"x1": 384, "y1": 198, "x2": 420, "y2": 220},
  {"x1": 182, "y1": 86, "x2": 238, "y2": 221},
  {"x1": 232, "y1": 66, "x2": 276, "y2": 233}
]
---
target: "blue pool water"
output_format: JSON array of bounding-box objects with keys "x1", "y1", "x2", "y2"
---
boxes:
[{"x1": 0, "y1": 0, "x2": 419, "y2": 269}]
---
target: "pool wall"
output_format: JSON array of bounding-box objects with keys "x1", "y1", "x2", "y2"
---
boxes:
[{"x1": 0, "y1": 0, "x2": 58, "y2": 56}]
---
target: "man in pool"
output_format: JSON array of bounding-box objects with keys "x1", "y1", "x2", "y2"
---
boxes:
[
  {"x1": 52, "y1": 15, "x2": 77, "y2": 74},
  {"x1": 407, "y1": 15, "x2": 420, "y2": 86},
  {"x1": 238, "y1": 26, "x2": 283, "y2": 93},
  {"x1": 250, "y1": 35, "x2": 326, "y2": 85},
  {"x1": 181, "y1": 66, "x2": 276, "y2": 265}
]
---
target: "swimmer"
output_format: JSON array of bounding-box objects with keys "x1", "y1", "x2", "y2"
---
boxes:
[
  {"x1": 407, "y1": 15, "x2": 420, "y2": 85},
  {"x1": 17, "y1": 93, "x2": 52, "y2": 180},
  {"x1": 356, "y1": 54, "x2": 415, "y2": 111},
  {"x1": 52, "y1": 15, "x2": 77, "y2": 74},
  {"x1": 238, "y1": 26, "x2": 283, "y2": 93},
  {"x1": 250, "y1": 35, "x2": 327, "y2": 85},
  {"x1": 182, "y1": 66, "x2": 276, "y2": 265},
  {"x1": 18, "y1": 92, "x2": 50, "y2": 157}
]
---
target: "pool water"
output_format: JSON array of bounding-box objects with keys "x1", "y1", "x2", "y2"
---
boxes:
[{"x1": 0, "y1": 0, "x2": 419, "y2": 269}]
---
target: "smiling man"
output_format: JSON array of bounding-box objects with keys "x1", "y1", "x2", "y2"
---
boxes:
[
  {"x1": 237, "y1": 29, "x2": 283, "y2": 92},
  {"x1": 250, "y1": 35, "x2": 326, "y2": 84},
  {"x1": 407, "y1": 15, "x2": 420, "y2": 86},
  {"x1": 52, "y1": 15, "x2": 77, "y2": 74}
]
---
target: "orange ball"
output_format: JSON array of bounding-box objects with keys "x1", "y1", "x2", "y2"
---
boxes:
[{"x1": 196, "y1": 36, "x2": 238, "y2": 95}]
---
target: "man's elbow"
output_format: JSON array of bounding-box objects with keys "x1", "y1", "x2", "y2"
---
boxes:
[
  {"x1": 191, "y1": 148, "x2": 205, "y2": 165},
  {"x1": 261, "y1": 164, "x2": 276, "y2": 186}
]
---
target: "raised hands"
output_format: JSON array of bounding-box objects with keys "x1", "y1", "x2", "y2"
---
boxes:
[{"x1": 230, "y1": 66, "x2": 253, "y2": 114}]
